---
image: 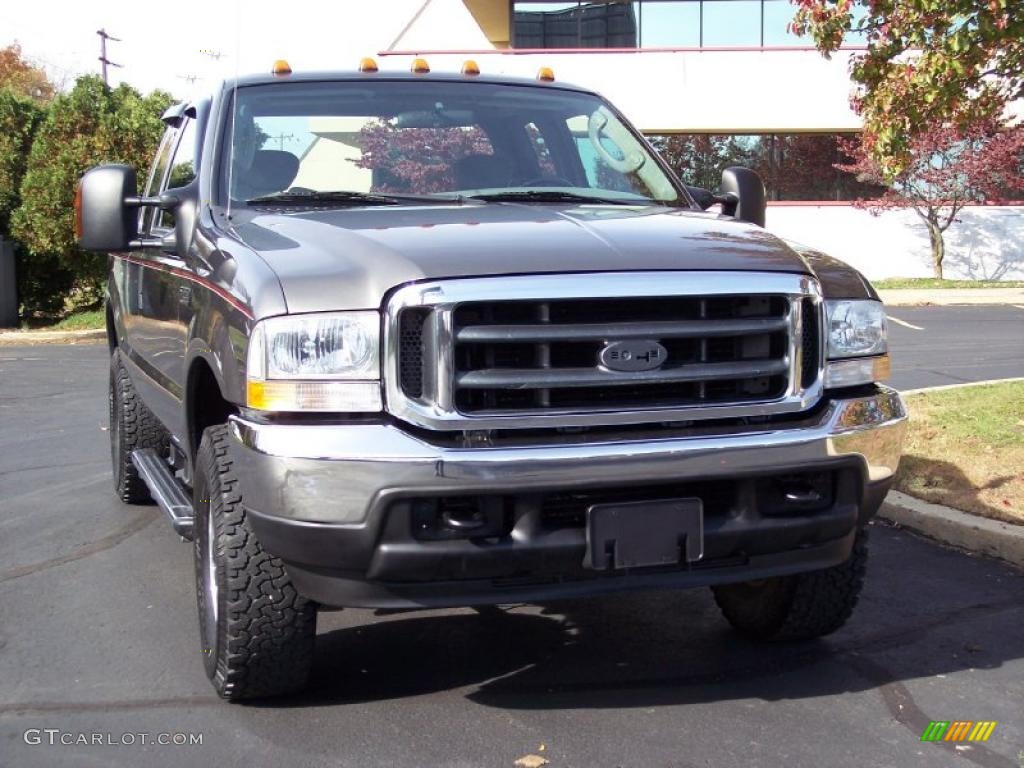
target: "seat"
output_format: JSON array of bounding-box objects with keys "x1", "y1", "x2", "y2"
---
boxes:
[
  {"x1": 453, "y1": 153, "x2": 514, "y2": 190},
  {"x1": 238, "y1": 150, "x2": 300, "y2": 199}
]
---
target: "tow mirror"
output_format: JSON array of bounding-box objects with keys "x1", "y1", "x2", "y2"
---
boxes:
[
  {"x1": 717, "y1": 166, "x2": 766, "y2": 227},
  {"x1": 686, "y1": 186, "x2": 717, "y2": 211},
  {"x1": 75, "y1": 164, "x2": 179, "y2": 251}
]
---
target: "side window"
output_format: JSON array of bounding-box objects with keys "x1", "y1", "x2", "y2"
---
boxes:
[
  {"x1": 140, "y1": 128, "x2": 176, "y2": 232},
  {"x1": 157, "y1": 117, "x2": 198, "y2": 229}
]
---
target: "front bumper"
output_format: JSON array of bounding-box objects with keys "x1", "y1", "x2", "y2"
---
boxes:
[{"x1": 229, "y1": 386, "x2": 906, "y2": 608}]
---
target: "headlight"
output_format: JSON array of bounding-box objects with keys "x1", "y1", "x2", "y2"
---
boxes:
[
  {"x1": 247, "y1": 311, "x2": 381, "y2": 412},
  {"x1": 824, "y1": 299, "x2": 889, "y2": 388},
  {"x1": 825, "y1": 300, "x2": 887, "y2": 358}
]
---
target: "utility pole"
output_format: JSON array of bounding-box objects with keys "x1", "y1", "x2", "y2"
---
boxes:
[
  {"x1": 96, "y1": 28, "x2": 122, "y2": 85},
  {"x1": 269, "y1": 132, "x2": 295, "y2": 151}
]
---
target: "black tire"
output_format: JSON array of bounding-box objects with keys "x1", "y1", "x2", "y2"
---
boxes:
[
  {"x1": 711, "y1": 530, "x2": 869, "y2": 641},
  {"x1": 193, "y1": 424, "x2": 317, "y2": 700},
  {"x1": 109, "y1": 348, "x2": 169, "y2": 503}
]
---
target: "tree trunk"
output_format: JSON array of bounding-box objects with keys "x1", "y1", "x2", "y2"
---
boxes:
[{"x1": 927, "y1": 221, "x2": 945, "y2": 280}]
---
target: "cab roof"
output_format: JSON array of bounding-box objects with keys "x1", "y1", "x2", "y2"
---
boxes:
[{"x1": 218, "y1": 68, "x2": 594, "y2": 94}]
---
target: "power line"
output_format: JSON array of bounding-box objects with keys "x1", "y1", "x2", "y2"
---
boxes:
[
  {"x1": 96, "y1": 28, "x2": 122, "y2": 85},
  {"x1": 268, "y1": 131, "x2": 296, "y2": 150}
]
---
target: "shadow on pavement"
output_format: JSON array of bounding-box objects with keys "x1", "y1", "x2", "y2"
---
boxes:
[{"x1": 252, "y1": 525, "x2": 1023, "y2": 720}]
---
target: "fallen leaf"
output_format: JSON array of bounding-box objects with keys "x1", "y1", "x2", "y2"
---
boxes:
[{"x1": 514, "y1": 755, "x2": 549, "y2": 768}]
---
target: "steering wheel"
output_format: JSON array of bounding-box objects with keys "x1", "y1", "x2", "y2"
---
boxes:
[
  {"x1": 587, "y1": 109, "x2": 646, "y2": 174},
  {"x1": 518, "y1": 175, "x2": 576, "y2": 187}
]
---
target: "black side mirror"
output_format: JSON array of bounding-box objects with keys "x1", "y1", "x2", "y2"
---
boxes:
[
  {"x1": 685, "y1": 186, "x2": 717, "y2": 211},
  {"x1": 75, "y1": 165, "x2": 140, "y2": 251},
  {"x1": 76, "y1": 164, "x2": 183, "y2": 252},
  {"x1": 718, "y1": 166, "x2": 766, "y2": 227}
]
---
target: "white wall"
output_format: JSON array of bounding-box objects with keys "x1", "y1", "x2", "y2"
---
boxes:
[
  {"x1": 384, "y1": 1, "x2": 863, "y2": 132},
  {"x1": 385, "y1": 2, "x2": 1024, "y2": 281},
  {"x1": 766, "y1": 205, "x2": 1024, "y2": 280}
]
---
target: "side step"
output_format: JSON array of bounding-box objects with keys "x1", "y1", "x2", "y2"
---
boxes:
[{"x1": 131, "y1": 449, "x2": 195, "y2": 540}]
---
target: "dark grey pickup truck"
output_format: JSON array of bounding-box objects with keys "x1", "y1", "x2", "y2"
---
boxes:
[{"x1": 76, "y1": 61, "x2": 906, "y2": 700}]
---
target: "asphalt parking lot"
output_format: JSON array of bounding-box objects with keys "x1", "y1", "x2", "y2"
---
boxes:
[
  {"x1": 884, "y1": 306, "x2": 1024, "y2": 390},
  {"x1": 1, "y1": 305, "x2": 1022, "y2": 768}
]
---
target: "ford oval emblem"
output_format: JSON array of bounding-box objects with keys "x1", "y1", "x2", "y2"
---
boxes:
[{"x1": 599, "y1": 340, "x2": 667, "y2": 372}]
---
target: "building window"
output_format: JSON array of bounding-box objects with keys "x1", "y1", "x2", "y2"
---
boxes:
[
  {"x1": 511, "y1": 0, "x2": 864, "y2": 49},
  {"x1": 513, "y1": 2, "x2": 639, "y2": 48},
  {"x1": 646, "y1": 132, "x2": 886, "y2": 201}
]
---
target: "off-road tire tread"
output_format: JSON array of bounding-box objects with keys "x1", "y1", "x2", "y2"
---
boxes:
[
  {"x1": 195, "y1": 424, "x2": 316, "y2": 700},
  {"x1": 110, "y1": 349, "x2": 169, "y2": 503},
  {"x1": 712, "y1": 530, "x2": 869, "y2": 641}
]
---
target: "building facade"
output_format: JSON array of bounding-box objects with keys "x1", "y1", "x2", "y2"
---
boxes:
[{"x1": 380, "y1": 0, "x2": 1024, "y2": 280}]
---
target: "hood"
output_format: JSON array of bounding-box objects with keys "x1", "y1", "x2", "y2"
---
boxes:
[{"x1": 231, "y1": 203, "x2": 820, "y2": 314}]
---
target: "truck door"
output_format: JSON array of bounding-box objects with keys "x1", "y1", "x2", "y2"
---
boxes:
[{"x1": 128, "y1": 116, "x2": 197, "y2": 432}]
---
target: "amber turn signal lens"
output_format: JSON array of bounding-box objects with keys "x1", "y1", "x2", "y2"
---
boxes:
[{"x1": 411, "y1": 57, "x2": 430, "y2": 74}]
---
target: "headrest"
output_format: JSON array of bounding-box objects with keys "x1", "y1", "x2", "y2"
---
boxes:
[{"x1": 249, "y1": 150, "x2": 300, "y2": 193}]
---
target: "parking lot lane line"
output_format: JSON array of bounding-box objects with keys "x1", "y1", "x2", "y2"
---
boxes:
[{"x1": 888, "y1": 316, "x2": 925, "y2": 330}]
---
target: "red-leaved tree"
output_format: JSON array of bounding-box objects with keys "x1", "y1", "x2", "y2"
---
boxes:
[
  {"x1": 838, "y1": 121, "x2": 1024, "y2": 278},
  {"x1": 354, "y1": 120, "x2": 493, "y2": 194}
]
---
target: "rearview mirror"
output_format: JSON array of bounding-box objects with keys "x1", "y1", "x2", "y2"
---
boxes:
[
  {"x1": 75, "y1": 165, "x2": 140, "y2": 251},
  {"x1": 718, "y1": 166, "x2": 766, "y2": 227}
]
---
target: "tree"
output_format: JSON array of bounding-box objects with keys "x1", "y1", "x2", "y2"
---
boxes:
[
  {"x1": 837, "y1": 121, "x2": 1024, "y2": 278},
  {"x1": 11, "y1": 75, "x2": 172, "y2": 314},
  {"x1": 648, "y1": 134, "x2": 757, "y2": 191},
  {"x1": 355, "y1": 120, "x2": 493, "y2": 193},
  {"x1": 648, "y1": 133, "x2": 884, "y2": 201},
  {"x1": 0, "y1": 43, "x2": 55, "y2": 103},
  {"x1": 0, "y1": 89, "x2": 44, "y2": 234},
  {"x1": 792, "y1": 0, "x2": 1024, "y2": 176}
]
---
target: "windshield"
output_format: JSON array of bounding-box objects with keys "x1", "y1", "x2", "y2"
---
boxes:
[{"x1": 221, "y1": 80, "x2": 684, "y2": 207}]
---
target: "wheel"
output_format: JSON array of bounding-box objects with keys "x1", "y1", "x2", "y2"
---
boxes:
[
  {"x1": 193, "y1": 424, "x2": 317, "y2": 700},
  {"x1": 109, "y1": 348, "x2": 169, "y2": 503},
  {"x1": 711, "y1": 530, "x2": 869, "y2": 641}
]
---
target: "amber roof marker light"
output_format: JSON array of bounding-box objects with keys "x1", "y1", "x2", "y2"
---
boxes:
[
  {"x1": 271, "y1": 59, "x2": 292, "y2": 76},
  {"x1": 461, "y1": 59, "x2": 480, "y2": 76},
  {"x1": 537, "y1": 66, "x2": 555, "y2": 82},
  {"x1": 411, "y1": 58, "x2": 430, "y2": 74},
  {"x1": 359, "y1": 57, "x2": 379, "y2": 73}
]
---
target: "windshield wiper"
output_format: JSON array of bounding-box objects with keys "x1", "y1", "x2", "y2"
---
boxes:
[
  {"x1": 467, "y1": 190, "x2": 649, "y2": 205},
  {"x1": 245, "y1": 190, "x2": 464, "y2": 206}
]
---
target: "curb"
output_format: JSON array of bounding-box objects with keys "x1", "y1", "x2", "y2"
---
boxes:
[
  {"x1": 899, "y1": 377, "x2": 1024, "y2": 396},
  {"x1": 878, "y1": 287, "x2": 1024, "y2": 307},
  {"x1": 0, "y1": 328, "x2": 106, "y2": 345},
  {"x1": 879, "y1": 491, "x2": 1024, "y2": 569}
]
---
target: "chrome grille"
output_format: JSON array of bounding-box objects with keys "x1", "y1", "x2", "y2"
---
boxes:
[
  {"x1": 385, "y1": 272, "x2": 823, "y2": 431},
  {"x1": 452, "y1": 296, "x2": 791, "y2": 413}
]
